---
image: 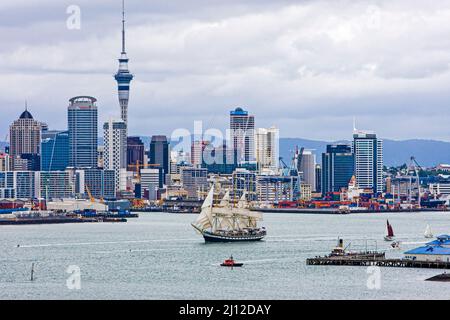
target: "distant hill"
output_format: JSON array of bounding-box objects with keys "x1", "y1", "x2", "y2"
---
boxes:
[
  {"x1": 280, "y1": 138, "x2": 450, "y2": 168},
  {"x1": 4, "y1": 136, "x2": 446, "y2": 169}
]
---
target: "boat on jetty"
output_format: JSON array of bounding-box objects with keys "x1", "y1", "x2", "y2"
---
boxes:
[
  {"x1": 328, "y1": 238, "x2": 385, "y2": 259},
  {"x1": 191, "y1": 185, "x2": 266, "y2": 243}
]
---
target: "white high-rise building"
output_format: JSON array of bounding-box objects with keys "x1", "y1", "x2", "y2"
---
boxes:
[
  {"x1": 255, "y1": 127, "x2": 279, "y2": 170},
  {"x1": 299, "y1": 150, "x2": 316, "y2": 192},
  {"x1": 103, "y1": 119, "x2": 127, "y2": 192},
  {"x1": 352, "y1": 129, "x2": 383, "y2": 193},
  {"x1": 191, "y1": 141, "x2": 209, "y2": 167}
]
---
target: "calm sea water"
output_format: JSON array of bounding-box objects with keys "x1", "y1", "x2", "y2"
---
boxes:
[{"x1": 1, "y1": 211, "x2": 450, "y2": 300}]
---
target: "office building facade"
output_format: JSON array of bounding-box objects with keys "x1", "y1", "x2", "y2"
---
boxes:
[
  {"x1": 255, "y1": 127, "x2": 279, "y2": 171},
  {"x1": 352, "y1": 130, "x2": 384, "y2": 193},
  {"x1": 230, "y1": 107, "x2": 255, "y2": 163},
  {"x1": 68, "y1": 96, "x2": 98, "y2": 168},
  {"x1": 103, "y1": 119, "x2": 127, "y2": 192},
  {"x1": 41, "y1": 130, "x2": 69, "y2": 171},
  {"x1": 321, "y1": 144, "x2": 355, "y2": 195}
]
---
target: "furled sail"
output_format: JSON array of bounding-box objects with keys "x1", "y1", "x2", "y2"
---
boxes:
[
  {"x1": 237, "y1": 191, "x2": 248, "y2": 209},
  {"x1": 219, "y1": 190, "x2": 231, "y2": 207}
]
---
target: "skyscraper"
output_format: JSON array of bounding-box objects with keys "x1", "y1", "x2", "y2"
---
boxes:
[
  {"x1": 9, "y1": 108, "x2": 46, "y2": 170},
  {"x1": 255, "y1": 127, "x2": 279, "y2": 170},
  {"x1": 299, "y1": 150, "x2": 316, "y2": 192},
  {"x1": 353, "y1": 129, "x2": 384, "y2": 193},
  {"x1": 191, "y1": 140, "x2": 210, "y2": 167},
  {"x1": 41, "y1": 130, "x2": 69, "y2": 171},
  {"x1": 230, "y1": 107, "x2": 255, "y2": 163},
  {"x1": 149, "y1": 135, "x2": 170, "y2": 183},
  {"x1": 127, "y1": 136, "x2": 144, "y2": 171},
  {"x1": 321, "y1": 144, "x2": 354, "y2": 195},
  {"x1": 103, "y1": 119, "x2": 127, "y2": 192},
  {"x1": 68, "y1": 96, "x2": 98, "y2": 168},
  {"x1": 114, "y1": 0, "x2": 133, "y2": 127}
]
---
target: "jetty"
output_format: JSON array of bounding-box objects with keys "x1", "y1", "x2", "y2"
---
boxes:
[{"x1": 306, "y1": 256, "x2": 450, "y2": 269}]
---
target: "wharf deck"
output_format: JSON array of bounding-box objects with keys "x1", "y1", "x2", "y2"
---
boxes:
[{"x1": 306, "y1": 256, "x2": 450, "y2": 269}]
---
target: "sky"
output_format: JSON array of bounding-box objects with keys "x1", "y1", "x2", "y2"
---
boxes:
[{"x1": 1, "y1": 0, "x2": 450, "y2": 141}]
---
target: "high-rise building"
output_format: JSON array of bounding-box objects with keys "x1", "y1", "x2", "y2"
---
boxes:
[
  {"x1": 315, "y1": 164, "x2": 322, "y2": 193},
  {"x1": 114, "y1": 0, "x2": 133, "y2": 127},
  {"x1": 73, "y1": 168, "x2": 116, "y2": 199},
  {"x1": 103, "y1": 119, "x2": 127, "y2": 192},
  {"x1": 191, "y1": 140, "x2": 210, "y2": 167},
  {"x1": 353, "y1": 129, "x2": 383, "y2": 193},
  {"x1": 9, "y1": 108, "x2": 45, "y2": 169},
  {"x1": 321, "y1": 144, "x2": 354, "y2": 195},
  {"x1": 68, "y1": 96, "x2": 98, "y2": 168},
  {"x1": 41, "y1": 130, "x2": 69, "y2": 171},
  {"x1": 255, "y1": 127, "x2": 279, "y2": 170},
  {"x1": 149, "y1": 135, "x2": 170, "y2": 183},
  {"x1": 0, "y1": 153, "x2": 10, "y2": 172},
  {"x1": 230, "y1": 107, "x2": 255, "y2": 163},
  {"x1": 299, "y1": 150, "x2": 316, "y2": 192},
  {"x1": 127, "y1": 136, "x2": 144, "y2": 171}
]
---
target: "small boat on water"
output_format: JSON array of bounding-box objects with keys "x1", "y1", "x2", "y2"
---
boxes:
[
  {"x1": 424, "y1": 224, "x2": 433, "y2": 239},
  {"x1": 391, "y1": 241, "x2": 401, "y2": 249},
  {"x1": 220, "y1": 256, "x2": 243, "y2": 267},
  {"x1": 384, "y1": 220, "x2": 395, "y2": 242}
]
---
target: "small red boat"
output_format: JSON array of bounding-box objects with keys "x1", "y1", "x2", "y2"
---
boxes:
[{"x1": 220, "y1": 256, "x2": 243, "y2": 267}]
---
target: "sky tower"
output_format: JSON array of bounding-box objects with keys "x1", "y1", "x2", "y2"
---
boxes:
[{"x1": 115, "y1": 0, "x2": 133, "y2": 128}]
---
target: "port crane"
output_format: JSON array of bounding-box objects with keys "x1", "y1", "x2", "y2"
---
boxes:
[{"x1": 406, "y1": 156, "x2": 422, "y2": 208}]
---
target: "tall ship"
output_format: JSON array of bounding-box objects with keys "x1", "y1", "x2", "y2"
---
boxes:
[{"x1": 191, "y1": 185, "x2": 266, "y2": 242}]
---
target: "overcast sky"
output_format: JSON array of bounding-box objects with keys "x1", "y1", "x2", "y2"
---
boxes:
[{"x1": 1, "y1": 0, "x2": 450, "y2": 141}]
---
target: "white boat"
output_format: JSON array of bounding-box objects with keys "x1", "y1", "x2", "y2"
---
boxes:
[{"x1": 424, "y1": 224, "x2": 433, "y2": 239}]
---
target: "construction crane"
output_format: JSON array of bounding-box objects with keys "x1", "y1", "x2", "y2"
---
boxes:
[
  {"x1": 127, "y1": 160, "x2": 161, "y2": 183},
  {"x1": 408, "y1": 156, "x2": 422, "y2": 208},
  {"x1": 85, "y1": 185, "x2": 105, "y2": 205},
  {"x1": 296, "y1": 146, "x2": 305, "y2": 173}
]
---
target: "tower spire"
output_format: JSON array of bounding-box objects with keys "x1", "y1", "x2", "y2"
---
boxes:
[
  {"x1": 122, "y1": 0, "x2": 126, "y2": 54},
  {"x1": 115, "y1": 0, "x2": 133, "y2": 127}
]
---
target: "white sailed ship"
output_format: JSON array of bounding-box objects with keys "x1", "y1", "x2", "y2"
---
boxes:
[
  {"x1": 191, "y1": 185, "x2": 266, "y2": 242},
  {"x1": 424, "y1": 224, "x2": 433, "y2": 239}
]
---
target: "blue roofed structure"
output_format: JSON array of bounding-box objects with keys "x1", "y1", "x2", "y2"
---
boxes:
[{"x1": 404, "y1": 235, "x2": 450, "y2": 262}]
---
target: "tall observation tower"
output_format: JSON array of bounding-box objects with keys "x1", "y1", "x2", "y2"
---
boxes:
[{"x1": 115, "y1": 0, "x2": 133, "y2": 127}]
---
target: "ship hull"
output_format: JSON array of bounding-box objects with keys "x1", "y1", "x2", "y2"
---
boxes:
[{"x1": 202, "y1": 231, "x2": 266, "y2": 243}]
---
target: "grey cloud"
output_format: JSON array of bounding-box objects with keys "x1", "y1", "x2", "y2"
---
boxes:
[{"x1": 0, "y1": 0, "x2": 450, "y2": 142}]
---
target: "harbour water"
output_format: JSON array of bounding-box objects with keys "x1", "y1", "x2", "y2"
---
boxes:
[{"x1": 1, "y1": 211, "x2": 450, "y2": 300}]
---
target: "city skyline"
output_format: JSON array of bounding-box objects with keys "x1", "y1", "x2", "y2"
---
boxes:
[{"x1": 2, "y1": 1, "x2": 450, "y2": 141}]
